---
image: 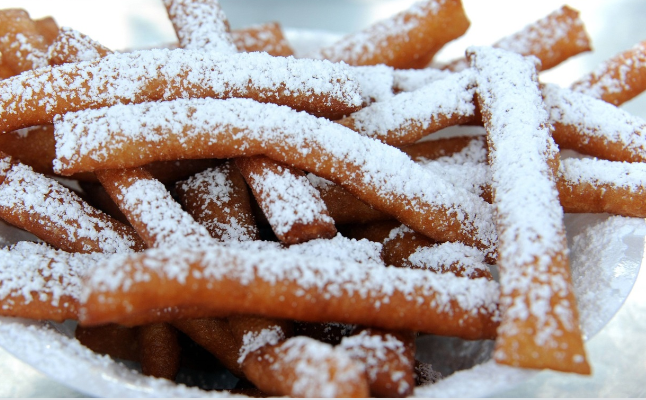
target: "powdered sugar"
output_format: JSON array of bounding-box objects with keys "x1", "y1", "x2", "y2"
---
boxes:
[
  {"x1": 560, "y1": 156, "x2": 646, "y2": 191},
  {"x1": 271, "y1": 336, "x2": 364, "y2": 398},
  {"x1": 345, "y1": 69, "x2": 476, "y2": 144},
  {"x1": 339, "y1": 329, "x2": 411, "y2": 393},
  {"x1": 495, "y1": 6, "x2": 589, "y2": 67},
  {"x1": 237, "y1": 325, "x2": 284, "y2": 364},
  {"x1": 0, "y1": 242, "x2": 105, "y2": 308},
  {"x1": 392, "y1": 68, "x2": 455, "y2": 92},
  {"x1": 306, "y1": 0, "x2": 446, "y2": 65},
  {"x1": 408, "y1": 241, "x2": 490, "y2": 278},
  {"x1": 0, "y1": 162, "x2": 139, "y2": 254},
  {"x1": 571, "y1": 41, "x2": 646, "y2": 101},
  {"x1": 543, "y1": 82, "x2": 646, "y2": 161},
  {"x1": 163, "y1": 0, "x2": 237, "y2": 53},
  {"x1": 116, "y1": 176, "x2": 213, "y2": 248},
  {"x1": 246, "y1": 164, "x2": 333, "y2": 237},
  {"x1": 0, "y1": 48, "x2": 363, "y2": 132},
  {"x1": 347, "y1": 64, "x2": 395, "y2": 104},
  {"x1": 53, "y1": 97, "x2": 497, "y2": 254}
]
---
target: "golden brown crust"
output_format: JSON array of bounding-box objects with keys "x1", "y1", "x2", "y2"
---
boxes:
[
  {"x1": 341, "y1": 327, "x2": 416, "y2": 397},
  {"x1": 571, "y1": 40, "x2": 646, "y2": 106},
  {"x1": 232, "y1": 22, "x2": 294, "y2": 57},
  {"x1": 137, "y1": 323, "x2": 182, "y2": 380},
  {"x1": 176, "y1": 161, "x2": 260, "y2": 241},
  {"x1": 235, "y1": 156, "x2": 337, "y2": 244},
  {"x1": 312, "y1": 0, "x2": 469, "y2": 68},
  {"x1": 0, "y1": 8, "x2": 49, "y2": 73},
  {"x1": 75, "y1": 324, "x2": 140, "y2": 362},
  {"x1": 171, "y1": 318, "x2": 245, "y2": 377},
  {"x1": 80, "y1": 247, "x2": 500, "y2": 339}
]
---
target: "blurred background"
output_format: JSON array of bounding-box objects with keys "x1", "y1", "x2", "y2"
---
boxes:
[{"x1": 0, "y1": 0, "x2": 645, "y2": 397}]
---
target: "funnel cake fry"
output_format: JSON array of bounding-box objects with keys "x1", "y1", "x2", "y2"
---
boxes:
[
  {"x1": 53, "y1": 97, "x2": 497, "y2": 256},
  {"x1": 337, "y1": 70, "x2": 476, "y2": 147},
  {"x1": 339, "y1": 327, "x2": 416, "y2": 397},
  {"x1": 231, "y1": 22, "x2": 294, "y2": 57},
  {"x1": 79, "y1": 244, "x2": 501, "y2": 339},
  {"x1": 0, "y1": 48, "x2": 363, "y2": 134},
  {"x1": 0, "y1": 241, "x2": 105, "y2": 321},
  {"x1": 469, "y1": 46, "x2": 589, "y2": 374},
  {"x1": 543, "y1": 83, "x2": 646, "y2": 162},
  {"x1": 571, "y1": 40, "x2": 646, "y2": 106},
  {"x1": 444, "y1": 5, "x2": 591, "y2": 72},
  {"x1": 95, "y1": 166, "x2": 212, "y2": 249},
  {"x1": 307, "y1": 0, "x2": 470, "y2": 69},
  {"x1": 236, "y1": 156, "x2": 336, "y2": 245},
  {"x1": 176, "y1": 163, "x2": 260, "y2": 242},
  {"x1": 0, "y1": 153, "x2": 144, "y2": 254},
  {"x1": 162, "y1": 0, "x2": 237, "y2": 53},
  {"x1": 0, "y1": 8, "x2": 49, "y2": 74},
  {"x1": 47, "y1": 27, "x2": 112, "y2": 65}
]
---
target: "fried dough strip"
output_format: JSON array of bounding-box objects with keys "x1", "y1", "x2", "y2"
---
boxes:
[
  {"x1": 444, "y1": 6, "x2": 591, "y2": 72},
  {"x1": 33, "y1": 16, "x2": 59, "y2": 45},
  {"x1": 0, "y1": 123, "x2": 218, "y2": 182},
  {"x1": 229, "y1": 316, "x2": 370, "y2": 397},
  {"x1": 337, "y1": 69, "x2": 476, "y2": 146},
  {"x1": 137, "y1": 322, "x2": 182, "y2": 380},
  {"x1": 401, "y1": 135, "x2": 484, "y2": 161},
  {"x1": 339, "y1": 327, "x2": 416, "y2": 397},
  {"x1": 54, "y1": 98, "x2": 497, "y2": 256},
  {"x1": 557, "y1": 157, "x2": 646, "y2": 217},
  {"x1": 95, "y1": 166, "x2": 212, "y2": 381},
  {"x1": 406, "y1": 134, "x2": 646, "y2": 218},
  {"x1": 231, "y1": 22, "x2": 294, "y2": 57},
  {"x1": 343, "y1": 220, "x2": 493, "y2": 279},
  {"x1": 171, "y1": 318, "x2": 244, "y2": 377},
  {"x1": 235, "y1": 156, "x2": 336, "y2": 244},
  {"x1": 95, "y1": 167, "x2": 212, "y2": 249},
  {"x1": 392, "y1": 67, "x2": 454, "y2": 93},
  {"x1": 571, "y1": 40, "x2": 646, "y2": 106},
  {"x1": 47, "y1": 27, "x2": 112, "y2": 65},
  {"x1": 306, "y1": 0, "x2": 469, "y2": 69},
  {"x1": 0, "y1": 153, "x2": 144, "y2": 253},
  {"x1": 543, "y1": 83, "x2": 646, "y2": 162},
  {"x1": 164, "y1": 6, "x2": 333, "y2": 245},
  {"x1": 469, "y1": 46, "x2": 589, "y2": 374},
  {"x1": 176, "y1": 163, "x2": 260, "y2": 242},
  {"x1": 80, "y1": 244, "x2": 500, "y2": 339},
  {"x1": 75, "y1": 323, "x2": 139, "y2": 362},
  {"x1": 0, "y1": 241, "x2": 104, "y2": 321},
  {"x1": 0, "y1": 48, "x2": 362, "y2": 134},
  {"x1": 0, "y1": 8, "x2": 49, "y2": 74},
  {"x1": 306, "y1": 174, "x2": 390, "y2": 225},
  {"x1": 0, "y1": 124, "x2": 58, "y2": 175},
  {"x1": 162, "y1": 0, "x2": 237, "y2": 53}
]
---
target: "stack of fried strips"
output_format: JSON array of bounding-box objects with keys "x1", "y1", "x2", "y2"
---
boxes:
[{"x1": 2, "y1": 0, "x2": 646, "y2": 396}]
